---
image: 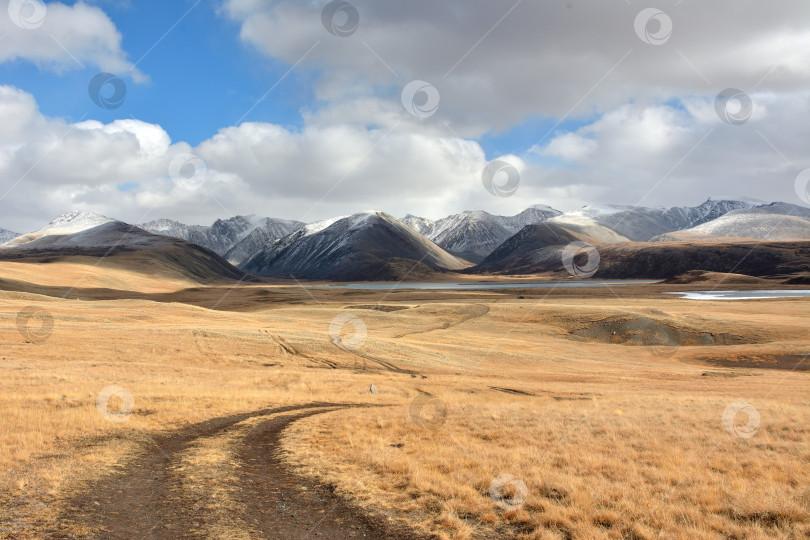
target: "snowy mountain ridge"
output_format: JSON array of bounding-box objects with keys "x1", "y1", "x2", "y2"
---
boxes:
[
  {"x1": 1, "y1": 211, "x2": 163, "y2": 250},
  {"x1": 400, "y1": 206, "x2": 563, "y2": 262},
  {"x1": 242, "y1": 211, "x2": 467, "y2": 280},
  {"x1": 140, "y1": 214, "x2": 304, "y2": 257},
  {"x1": 551, "y1": 198, "x2": 762, "y2": 241},
  {"x1": 0, "y1": 228, "x2": 18, "y2": 244}
]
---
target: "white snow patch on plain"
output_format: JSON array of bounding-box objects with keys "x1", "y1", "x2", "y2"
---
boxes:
[{"x1": 668, "y1": 290, "x2": 810, "y2": 300}]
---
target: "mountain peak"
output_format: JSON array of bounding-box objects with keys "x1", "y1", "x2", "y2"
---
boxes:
[
  {"x1": 348, "y1": 211, "x2": 386, "y2": 227},
  {"x1": 706, "y1": 196, "x2": 765, "y2": 205},
  {"x1": 47, "y1": 211, "x2": 114, "y2": 232},
  {"x1": 300, "y1": 211, "x2": 389, "y2": 236},
  {"x1": 457, "y1": 210, "x2": 494, "y2": 220}
]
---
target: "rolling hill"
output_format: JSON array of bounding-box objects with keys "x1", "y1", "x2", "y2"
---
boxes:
[
  {"x1": 593, "y1": 241, "x2": 810, "y2": 279},
  {"x1": 472, "y1": 220, "x2": 628, "y2": 274},
  {"x1": 0, "y1": 211, "x2": 253, "y2": 284},
  {"x1": 652, "y1": 212, "x2": 810, "y2": 242}
]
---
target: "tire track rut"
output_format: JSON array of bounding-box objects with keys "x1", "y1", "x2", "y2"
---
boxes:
[
  {"x1": 273, "y1": 334, "x2": 339, "y2": 369},
  {"x1": 237, "y1": 409, "x2": 425, "y2": 539},
  {"x1": 394, "y1": 304, "x2": 490, "y2": 338},
  {"x1": 55, "y1": 404, "x2": 425, "y2": 539}
]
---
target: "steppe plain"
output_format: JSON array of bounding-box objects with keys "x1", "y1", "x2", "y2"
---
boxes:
[{"x1": 1, "y1": 259, "x2": 809, "y2": 539}]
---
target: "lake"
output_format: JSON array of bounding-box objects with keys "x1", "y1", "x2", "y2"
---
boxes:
[{"x1": 322, "y1": 280, "x2": 659, "y2": 290}]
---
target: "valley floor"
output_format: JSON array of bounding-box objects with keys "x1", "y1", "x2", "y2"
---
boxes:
[{"x1": 1, "y1": 266, "x2": 809, "y2": 539}]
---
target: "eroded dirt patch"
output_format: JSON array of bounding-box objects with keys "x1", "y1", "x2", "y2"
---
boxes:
[
  {"x1": 488, "y1": 386, "x2": 535, "y2": 396},
  {"x1": 569, "y1": 315, "x2": 753, "y2": 347},
  {"x1": 346, "y1": 304, "x2": 412, "y2": 312},
  {"x1": 695, "y1": 354, "x2": 810, "y2": 371}
]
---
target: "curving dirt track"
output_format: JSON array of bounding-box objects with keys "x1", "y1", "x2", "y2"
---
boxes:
[
  {"x1": 54, "y1": 404, "x2": 426, "y2": 539},
  {"x1": 394, "y1": 304, "x2": 490, "y2": 338}
]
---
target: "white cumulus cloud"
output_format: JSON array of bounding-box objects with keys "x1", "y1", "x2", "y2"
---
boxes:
[{"x1": 0, "y1": 0, "x2": 145, "y2": 81}]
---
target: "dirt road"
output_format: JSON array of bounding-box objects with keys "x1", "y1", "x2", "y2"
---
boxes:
[
  {"x1": 55, "y1": 404, "x2": 425, "y2": 539},
  {"x1": 394, "y1": 304, "x2": 490, "y2": 338}
]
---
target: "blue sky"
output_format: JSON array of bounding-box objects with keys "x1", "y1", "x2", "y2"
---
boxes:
[
  {"x1": 2, "y1": 0, "x2": 311, "y2": 144},
  {"x1": 0, "y1": 0, "x2": 589, "y2": 157}
]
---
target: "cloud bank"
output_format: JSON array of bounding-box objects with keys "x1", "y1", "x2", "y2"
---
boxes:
[{"x1": 0, "y1": 0, "x2": 808, "y2": 232}]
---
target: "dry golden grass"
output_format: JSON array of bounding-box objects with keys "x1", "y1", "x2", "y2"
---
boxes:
[
  {"x1": 282, "y1": 298, "x2": 810, "y2": 538},
  {"x1": 284, "y1": 391, "x2": 810, "y2": 539},
  {"x1": 1, "y1": 263, "x2": 809, "y2": 538},
  {"x1": 0, "y1": 259, "x2": 195, "y2": 293}
]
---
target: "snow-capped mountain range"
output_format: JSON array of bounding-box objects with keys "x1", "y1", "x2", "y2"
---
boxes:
[
  {"x1": 550, "y1": 198, "x2": 762, "y2": 242},
  {"x1": 2, "y1": 197, "x2": 809, "y2": 281}
]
